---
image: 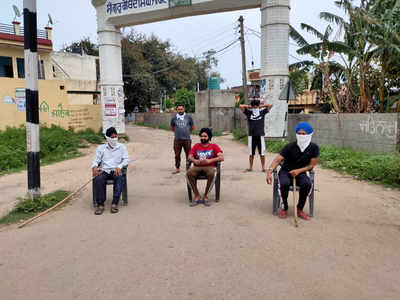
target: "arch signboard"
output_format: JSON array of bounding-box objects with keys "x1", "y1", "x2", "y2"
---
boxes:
[{"x1": 92, "y1": 0, "x2": 290, "y2": 137}]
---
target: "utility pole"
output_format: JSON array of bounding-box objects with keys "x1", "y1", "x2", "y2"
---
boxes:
[
  {"x1": 24, "y1": 0, "x2": 41, "y2": 199},
  {"x1": 239, "y1": 15, "x2": 248, "y2": 104}
]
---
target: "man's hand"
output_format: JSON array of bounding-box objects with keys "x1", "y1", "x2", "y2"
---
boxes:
[
  {"x1": 289, "y1": 169, "x2": 301, "y2": 177},
  {"x1": 194, "y1": 160, "x2": 201, "y2": 166},
  {"x1": 266, "y1": 171, "x2": 273, "y2": 184},
  {"x1": 92, "y1": 166, "x2": 101, "y2": 178},
  {"x1": 201, "y1": 159, "x2": 211, "y2": 165},
  {"x1": 115, "y1": 168, "x2": 123, "y2": 176}
]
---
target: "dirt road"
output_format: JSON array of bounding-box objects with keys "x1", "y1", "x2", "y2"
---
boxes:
[{"x1": 1, "y1": 125, "x2": 399, "y2": 300}]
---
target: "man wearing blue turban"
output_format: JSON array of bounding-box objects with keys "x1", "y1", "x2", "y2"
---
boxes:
[{"x1": 266, "y1": 122, "x2": 319, "y2": 220}]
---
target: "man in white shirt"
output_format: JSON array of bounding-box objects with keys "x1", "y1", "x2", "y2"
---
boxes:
[{"x1": 91, "y1": 127, "x2": 130, "y2": 215}]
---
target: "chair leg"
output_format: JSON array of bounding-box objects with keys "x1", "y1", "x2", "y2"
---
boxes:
[
  {"x1": 92, "y1": 181, "x2": 97, "y2": 208},
  {"x1": 186, "y1": 173, "x2": 193, "y2": 203},
  {"x1": 309, "y1": 190, "x2": 314, "y2": 217},
  {"x1": 272, "y1": 181, "x2": 278, "y2": 215},
  {"x1": 122, "y1": 175, "x2": 128, "y2": 206},
  {"x1": 215, "y1": 171, "x2": 220, "y2": 202}
]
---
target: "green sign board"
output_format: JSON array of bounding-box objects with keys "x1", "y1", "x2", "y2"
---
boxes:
[{"x1": 169, "y1": 0, "x2": 191, "y2": 8}]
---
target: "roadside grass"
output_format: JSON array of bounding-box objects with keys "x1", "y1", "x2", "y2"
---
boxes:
[
  {"x1": 0, "y1": 190, "x2": 71, "y2": 225},
  {"x1": 233, "y1": 128, "x2": 400, "y2": 189},
  {"x1": 0, "y1": 125, "x2": 104, "y2": 176},
  {"x1": 136, "y1": 122, "x2": 222, "y2": 136}
]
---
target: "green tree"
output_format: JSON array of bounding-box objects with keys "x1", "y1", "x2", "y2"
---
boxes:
[
  {"x1": 165, "y1": 98, "x2": 174, "y2": 110},
  {"x1": 174, "y1": 88, "x2": 195, "y2": 113},
  {"x1": 290, "y1": 24, "x2": 348, "y2": 112},
  {"x1": 63, "y1": 37, "x2": 99, "y2": 56}
]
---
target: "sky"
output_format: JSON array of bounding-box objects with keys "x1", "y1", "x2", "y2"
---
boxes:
[{"x1": 0, "y1": 0, "x2": 357, "y2": 88}]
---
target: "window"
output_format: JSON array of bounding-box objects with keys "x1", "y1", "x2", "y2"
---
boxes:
[
  {"x1": 14, "y1": 58, "x2": 45, "y2": 79},
  {"x1": 0, "y1": 56, "x2": 14, "y2": 78},
  {"x1": 268, "y1": 79, "x2": 274, "y2": 90},
  {"x1": 17, "y1": 58, "x2": 25, "y2": 78},
  {"x1": 280, "y1": 79, "x2": 285, "y2": 90},
  {"x1": 95, "y1": 59, "x2": 100, "y2": 82},
  {"x1": 38, "y1": 60, "x2": 45, "y2": 79}
]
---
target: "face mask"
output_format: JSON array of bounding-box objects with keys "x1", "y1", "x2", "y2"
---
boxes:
[
  {"x1": 176, "y1": 112, "x2": 185, "y2": 120},
  {"x1": 296, "y1": 133, "x2": 312, "y2": 152},
  {"x1": 106, "y1": 136, "x2": 118, "y2": 148},
  {"x1": 200, "y1": 138, "x2": 209, "y2": 144}
]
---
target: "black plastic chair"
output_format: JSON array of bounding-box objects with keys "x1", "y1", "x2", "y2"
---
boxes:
[
  {"x1": 92, "y1": 167, "x2": 128, "y2": 208},
  {"x1": 272, "y1": 167, "x2": 315, "y2": 217},
  {"x1": 186, "y1": 161, "x2": 221, "y2": 204}
]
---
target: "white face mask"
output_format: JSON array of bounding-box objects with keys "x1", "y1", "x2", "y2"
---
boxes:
[
  {"x1": 176, "y1": 113, "x2": 185, "y2": 120},
  {"x1": 106, "y1": 136, "x2": 118, "y2": 148},
  {"x1": 296, "y1": 133, "x2": 312, "y2": 152}
]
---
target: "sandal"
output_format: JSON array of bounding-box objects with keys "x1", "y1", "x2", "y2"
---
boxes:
[
  {"x1": 243, "y1": 168, "x2": 253, "y2": 173},
  {"x1": 94, "y1": 206, "x2": 104, "y2": 215},
  {"x1": 278, "y1": 210, "x2": 288, "y2": 219},
  {"x1": 297, "y1": 210, "x2": 310, "y2": 221},
  {"x1": 110, "y1": 205, "x2": 119, "y2": 214},
  {"x1": 203, "y1": 198, "x2": 211, "y2": 207},
  {"x1": 190, "y1": 200, "x2": 199, "y2": 207}
]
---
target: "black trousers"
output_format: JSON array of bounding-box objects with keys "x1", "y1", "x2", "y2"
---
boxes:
[
  {"x1": 278, "y1": 169, "x2": 312, "y2": 211},
  {"x1": 93, "y1": 172, "x2": 124, "y2": 206}
]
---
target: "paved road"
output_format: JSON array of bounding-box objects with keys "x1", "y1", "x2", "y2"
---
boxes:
[{"x1": 1, "y1": 125, "x2": 399, "y2": 300}]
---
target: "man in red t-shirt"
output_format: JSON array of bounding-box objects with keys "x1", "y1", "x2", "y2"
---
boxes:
[{"x1": 187, "y1": 128, "x2": 224, "y2": 206}]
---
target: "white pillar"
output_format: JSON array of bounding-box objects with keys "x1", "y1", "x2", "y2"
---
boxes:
[
  {"x1": 92, "y1": 0, "x2": 125, "y2": 134},
  {"x1": 260, "y1": 0, "x2": 290, "y2": 138}
]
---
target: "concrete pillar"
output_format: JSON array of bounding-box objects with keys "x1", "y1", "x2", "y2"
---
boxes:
[
  {"x1": 92, "y1": 0, "x2": 125, "y2": 134},
  {"x1": 260, "y1": 0, "x2": 290, "y2": 138}
]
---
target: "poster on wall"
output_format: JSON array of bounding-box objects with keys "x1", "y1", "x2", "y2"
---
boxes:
[
  {"x1": 104, "y1": 97, "x2": 117, "y2": 117},
  {"x1": 4, "y1": 96, "x2": 15, "y2": 104},
  {"x1": 15, "y1": 88, "x2": 26, "y2": 111}
]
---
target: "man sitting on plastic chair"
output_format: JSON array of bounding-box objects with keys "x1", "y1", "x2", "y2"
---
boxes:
[
  {"x1": 91, "y1": 127, "x2": 130, "y2": 215},
  {"x1": 266, "y1": 122, "x2": 319, "y2": 220},
  {"x1": 187, "y1": 128, "x2": 224, "y2": 207}
]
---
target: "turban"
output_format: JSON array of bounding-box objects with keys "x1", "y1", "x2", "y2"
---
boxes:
[{"x1": 295, "y1": 122, "x2": 313, "y2": 134}]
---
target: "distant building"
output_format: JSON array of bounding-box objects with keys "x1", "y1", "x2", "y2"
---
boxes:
[
  {"x1": 247, "y1": 68, "x2": 321, "y2": 113},
  {"x1": 0, "y1": 20, "x2": 101, "y2": 131}
]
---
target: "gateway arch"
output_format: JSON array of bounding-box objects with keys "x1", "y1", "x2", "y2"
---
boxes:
[{"x1": 91, "y1": 0, "x2": 290, "y2": 137}]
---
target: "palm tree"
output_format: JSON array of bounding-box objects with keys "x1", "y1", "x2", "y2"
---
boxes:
[
  {"x1": 289, "y1": 24, "x2": 349, "y2": 112},
  {"x1": 361, "y1": 0, "x2": 400, "y2": 111},
  {"x1": 321, "y1": 0, "x2": 377, "y2": 112}
]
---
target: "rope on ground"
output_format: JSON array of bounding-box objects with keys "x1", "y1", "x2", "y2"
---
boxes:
[{"x1": 18, "y1": 176, "x2": 96, "y2": 229}]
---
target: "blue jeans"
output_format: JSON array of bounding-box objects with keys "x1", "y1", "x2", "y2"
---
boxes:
[{"x1": 93, "y1": 171, "x2": 124, "y2": 206}]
